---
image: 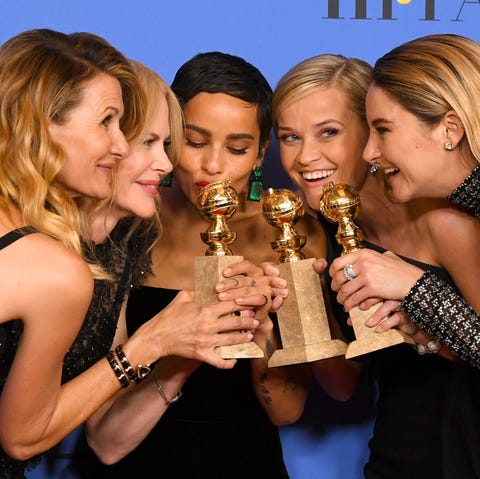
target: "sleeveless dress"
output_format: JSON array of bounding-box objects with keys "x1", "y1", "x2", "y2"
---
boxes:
[
  {"x1": 86, "y1": 286, "x2": 290, "y2": 479},
  {"x1": 1, "y1": 220, "x2": 154, "y2": 479},
  {"x1": 361, "y1": 243, "x2": 480, "y2": 479}
]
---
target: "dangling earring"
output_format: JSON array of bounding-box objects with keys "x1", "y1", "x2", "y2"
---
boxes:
[
  {"x1": 160, "y1": 172, "x2": 172, "y2": 187},
  {"x1": 369, "y1": 162, "x2": 380, "y2": 174},
  {"x1": 444, "y1": 141, "x2": 453, "y2": 151},
  {"x1": 247, "y1": 166, "x2": 264, "y2": 201}
]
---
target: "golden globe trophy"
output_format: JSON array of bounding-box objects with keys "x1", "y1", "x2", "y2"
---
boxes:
[
  {"x1": 195, "y1": 179, "x2": 263, "y2": 359},
  {"x1": 319, "y1": 181, "x2": 414, "y2": 359},
  {"x1": 262, "y1": 188, "x2": 347, "y2": 367}
]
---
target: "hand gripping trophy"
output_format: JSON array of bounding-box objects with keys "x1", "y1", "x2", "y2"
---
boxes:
[
  {"x1": 195, "y1": 179, "x2": 263, "y2": 359},
  {"x1": 319, "y1": 181, "x2": 413, "y2": 359},
  {"x1": 262, "y1": 188, "x2": 347, "y2": 367}
]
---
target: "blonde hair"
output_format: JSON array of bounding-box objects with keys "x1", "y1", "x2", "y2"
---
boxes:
[
  {"x1": 372, "y1": 33, "x2": 480, "y2": 165},
  {"x1": 273, "y1": 54, "x2": 372, "y2": 128},
  {"x1": 0, "y1": 29, "x2": 144, "y2": 278}
]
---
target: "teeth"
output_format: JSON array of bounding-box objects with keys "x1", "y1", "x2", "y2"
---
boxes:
[
  {"x1": 302, "y1": 170, "x2": 335, "y2": 180},
  {"x1": 384, "y1": 168, "x2": 399, "y2": 175}
]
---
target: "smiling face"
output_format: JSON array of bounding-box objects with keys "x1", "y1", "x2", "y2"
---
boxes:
[
  {"x1": 113, "y1": 95, "x2": 173, "y2": 219},
  {"x1": 276, "y1": 86, "x2": 369, "y2": 212},
  {"x1": 48, "y1": 73, "x2": 128, "y2": 200},
  {"x1": 363, "y1": 84, "x2": 445, "y2": 203},
  {"x1": 174, "y1": 92, "x2": 263, "y2": 205}
]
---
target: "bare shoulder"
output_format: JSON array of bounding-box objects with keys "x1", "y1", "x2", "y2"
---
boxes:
[
  {"x1": 423, "y1": 202, "x2": 479, "y2": 237},
  {"x1": 0, "y1": 232, "x2": 93, "y2": 327}
]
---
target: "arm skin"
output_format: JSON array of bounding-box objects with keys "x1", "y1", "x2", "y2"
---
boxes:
[
  {"x1": 85, "y1": 259, "x2": 298, "y2": 464},
  {"x1": 327, "y1": 166, "x2": 480, "y2": 369},
  {"x1": 0, "y1": 233, "x2": 258, "y2": 462}
]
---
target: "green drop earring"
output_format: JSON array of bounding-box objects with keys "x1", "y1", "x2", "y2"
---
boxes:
[{"x1": 247, "y1": 165, "x2": 264, "y2": 202}]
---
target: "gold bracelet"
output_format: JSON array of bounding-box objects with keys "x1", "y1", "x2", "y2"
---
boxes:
[{"x1": 153, "y1": 371, "x2": 182, "y2": 406}]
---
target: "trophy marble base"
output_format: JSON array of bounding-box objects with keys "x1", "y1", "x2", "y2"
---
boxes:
[
  {"x1": 268, "y1": 258, "x2": 347, "y2": 368},
  {"x1": 194, "y1": 255, "x2": 264, "y2": 359},
  {"x1": 346, "y1": 303, "x2": 415, "y2": 359}
]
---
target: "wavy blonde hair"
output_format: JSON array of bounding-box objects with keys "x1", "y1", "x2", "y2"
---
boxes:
[
  {"x1": 372, "y1": 33, "x2": 480, "y2": 165},
  {"x1": 0, "y1": 29, "x2": 144, "y2": 278}
]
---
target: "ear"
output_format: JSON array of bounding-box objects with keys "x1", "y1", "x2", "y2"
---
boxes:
[
  {"x1": 441, "y1": 110, "x2": 465, "y2": 148},
  {"x1": 256, "y1": 138, "x2": 271, "y2": 167}
]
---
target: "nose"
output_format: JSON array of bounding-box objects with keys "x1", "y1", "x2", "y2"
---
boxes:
[
  {"x1": 200, "y1": 145, "x2": 223, "y2": 175},
  {"x1": 362, "y1": 133, "x2": 380, "y2": 165},
  {"x1": 153, "y1": 148, "x2": 173, "y2": 175},
  {"x1": 110, "y1": 127, "x2": 129, "y2": 160},
  {"x1": 296, "y1": 136, "x2": 320, "y2": 166}
]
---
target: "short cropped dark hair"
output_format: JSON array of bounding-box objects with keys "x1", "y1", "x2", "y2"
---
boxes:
[{"x1": 171, "y1": 51, "x2": 272, "y2": 149}]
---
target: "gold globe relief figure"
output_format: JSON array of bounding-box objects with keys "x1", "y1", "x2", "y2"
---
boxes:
[
  {"x1": 194, "y1": 179, "x2": 263, "y2": 358},
  {"x1": 262, "y1": 188, "x2": 348, "y2": 367},
  {"x1": 319, "y1": 181, "x2": 414, "y2": 359}
]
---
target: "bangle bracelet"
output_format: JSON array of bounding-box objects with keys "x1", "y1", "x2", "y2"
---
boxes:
[
  {"x1": 106, "y1": 351, "x2": 130, "y2": 388},
  {"x1": 115, "y1": 344, "x2": 137, "y2": 383},
  {"x1": 114, "y1": 344, "x2": 152, "y2": 383},
  {"x1": 153, "y1": 371, "x2": 182, "y2": 406}
]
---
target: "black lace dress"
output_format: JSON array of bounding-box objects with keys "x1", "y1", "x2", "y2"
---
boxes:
[
  {"x1": 401, "y1": 165, "x2": 480, "y2": 369},
  {"x1": 0, "y1": 219, "x2": 154, "y2": 479}
]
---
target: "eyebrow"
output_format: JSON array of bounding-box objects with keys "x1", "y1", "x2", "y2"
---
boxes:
[
  {"x1": 277, "y1": 119, "x2": 343, "y2": 131},
  {"x1": 371, "y1": 118, "x2": 392, "y2": 127},
  {"x1": 185, "y1": 124, "x2": 254, "y2": 141}
]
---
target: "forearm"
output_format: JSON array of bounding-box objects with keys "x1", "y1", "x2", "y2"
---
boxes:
[
  {"x1": 86, "y1": 358, "x2": 197, "y2": 464},
  {"x1": 250, "y1": 322, "x2": 310, "y2": 426},
  {"x1": 401, "y1": 271, "x2": 480, "y2": 369}
]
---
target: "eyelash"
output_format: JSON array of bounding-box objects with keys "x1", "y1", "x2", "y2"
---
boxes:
[
  {"x1": 185, "y1": 138, "x2": 204, "y2": 148},
  {"x1": 102, "y1": 114, "x2": 113, "y2": 127},
  {"x1": 185, "y1": 138, "x2": 247, "y2": 155}
]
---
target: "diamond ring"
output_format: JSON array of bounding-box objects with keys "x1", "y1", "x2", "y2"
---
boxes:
[{"x1": 343, "y1": 263, "x2": 357, "y2": 281}]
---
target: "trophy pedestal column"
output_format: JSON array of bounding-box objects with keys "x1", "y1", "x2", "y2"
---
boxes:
[
  {"x1": 269, "y1": 258, "x2": 348, "y2": 367},
  {"x1": 195, "y1": 255, "x2": 264, "y2": 359},
  {"x1": 345, "y1": 303, "x2": 415, "y2": 359}
]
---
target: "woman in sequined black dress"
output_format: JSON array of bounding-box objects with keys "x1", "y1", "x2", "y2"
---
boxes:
[
  {"x1": 0, "y1": 29, "x2": 138, "y2": 479},
  {"x1": 327, "y1": 35, "x2": 480, "y2": 478}
]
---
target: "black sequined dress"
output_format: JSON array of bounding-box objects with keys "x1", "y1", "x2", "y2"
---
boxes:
[{"x1": 0, "y1": 220, "x2": 154, "y2": 479}]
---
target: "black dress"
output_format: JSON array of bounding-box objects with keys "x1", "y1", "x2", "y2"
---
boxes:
[
  {"x1": 361, "y1": 245, "x2": 480, "y2": 479},
  {"x1": 87, "y1": 286, "x2": 290, "y2": 479},
  {"x1": 0, "y1": 228, "x2": 38, "y2": 479},
  {"x1": 2, "y1": 220, "x2": 154, "y2": 479}
]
